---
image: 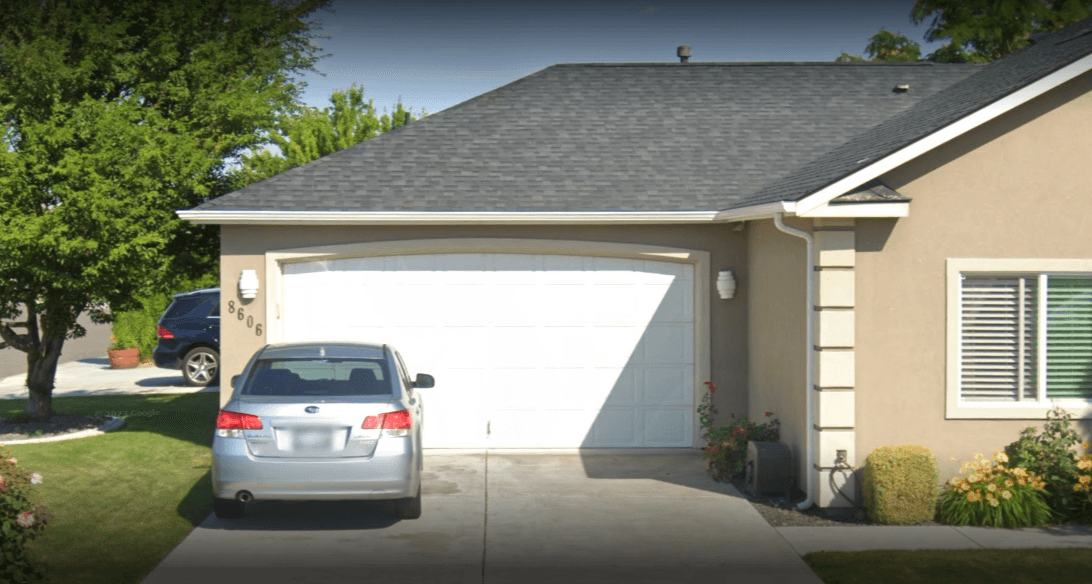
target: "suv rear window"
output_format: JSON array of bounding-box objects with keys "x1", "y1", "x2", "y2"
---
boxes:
[
  {"x1": 163, "y1": 295, "x2": 215, "y2": 319},
  {"x1": 241, "y1": 358, "x2": 392, "y2": 397}
]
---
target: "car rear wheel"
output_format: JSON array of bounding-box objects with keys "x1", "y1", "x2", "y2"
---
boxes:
[
  {"x1": 183, "y1": 347, "x2": 219, "y2": 386},
  {"x1": 213, "y1": 498, "x2": 245, "y2": 519},
  {"x1": 394, "y1": 484, "x2": 421, "y2": 519}
]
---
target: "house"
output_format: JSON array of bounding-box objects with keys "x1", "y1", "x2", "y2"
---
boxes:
[{"x1": 180, "y1": 18, "x2": 1092, "y2": 508}]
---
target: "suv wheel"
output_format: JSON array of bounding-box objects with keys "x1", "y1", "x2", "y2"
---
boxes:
[{"x1": 183, "y1": 347, "x2": 220, "y2": 386}]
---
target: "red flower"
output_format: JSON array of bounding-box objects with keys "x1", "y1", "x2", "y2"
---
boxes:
[
  {"x1": 703, "y1": 381, "x2": 717, "y2": 394},
  {"x1": 732, "y1": 427, "x2": 745, "y2": 436},
  {"x1": 765, "y1": 411, "x2": 774, "y2": 417}
]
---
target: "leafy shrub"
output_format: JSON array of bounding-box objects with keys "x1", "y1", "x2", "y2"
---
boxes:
[
  {"x1": 1072, "y1": 441, "x2": 1092, "y2": 524},
  {"x1": 1003, "y1": 406, "x2": 1084, "y2": 518},
  {"x1": 937, "y1": 450, "x2": 1053, "y2": 528},
  {"x1": 862, "y1": 444, "x2": 939, "y2": 524},
  {"x1": 110, "y1": 274, "x2": 218, "y2": 361},
  {"x1": 0, "y1": 447, "x2": 51, "y2": 584},
  {"x1": 699, "y1": 382, "x2": 780, "y2": 481}
]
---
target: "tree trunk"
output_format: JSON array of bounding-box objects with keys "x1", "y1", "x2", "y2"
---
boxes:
[{"x1": 22, "y1": 334, "x2": 64, "y2": 422}]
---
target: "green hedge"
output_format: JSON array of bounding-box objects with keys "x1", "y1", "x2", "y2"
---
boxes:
[
  {"x1": 862, "y1": 444, "x2": 939, "y2": 525},
  {"x1": 111, "y1": 274, "x2": 218, "y2": 361}
]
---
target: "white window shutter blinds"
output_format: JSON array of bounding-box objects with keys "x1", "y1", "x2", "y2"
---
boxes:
[{"x1": 960, "y1": 276, "x2": 1037, "y2": 401}]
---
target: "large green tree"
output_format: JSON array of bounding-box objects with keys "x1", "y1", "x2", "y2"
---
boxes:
[
  {"x1": 0, "y1": 0, "x2": 330, "y2": 420},
  {"x1": 238, "y1": 83, "x2": 422, "y2": 182},
  {"x1": 912, "y1": 0, "x2": 1092, "y2": 62},
  {"x1": 837, "y1": 29, "x2": 924, "y2": 62}
]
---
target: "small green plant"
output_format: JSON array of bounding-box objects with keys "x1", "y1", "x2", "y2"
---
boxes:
[
  {"x1": 1071, "y1": 441, "x2": 1092, "y2": 524},
  {"x1": 862, "y1": 444, "x2": 939, "y2": 524},
  {"x1": 937, "y1": 450, "x2": 1053, "y2": 528},
  {"x1": 1003, "y1": 406, "x2": 1084, "y2": 517},
  {"x1": 0, "y1": 447, "x2": 51, "y2": 584},
  {"x1": 699, "y1": 382, "x2": 780, "y2": 481}
]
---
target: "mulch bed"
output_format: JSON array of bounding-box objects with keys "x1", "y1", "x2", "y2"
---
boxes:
[{"x1": 0, "y1": 414, "x2": 114, "y2": 442}]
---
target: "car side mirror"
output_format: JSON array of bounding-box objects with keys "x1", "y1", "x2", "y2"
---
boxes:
[
  {"x1": 231, "y1": 375, "x2": 239, "y2": 389},
  {"x1": 412, "y1": 373, "x2": 435, "y2": 389}
]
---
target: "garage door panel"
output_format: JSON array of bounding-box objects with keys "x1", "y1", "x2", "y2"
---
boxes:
[
  {"x1": 591, "y1": 409, "x2": 639, "y2": 446},
  {"x1": 643, "y1": 367, "x2": 694, "y2": 405},
  {"x1": 282, "y1": 252, "x2": 696, "y2": 448},
  {"x1": 638, "y1": 324, "x2": 693, "y2": 364},
  {"x1": 643, "y1": 408, "x2": 692, "y2": 446}
]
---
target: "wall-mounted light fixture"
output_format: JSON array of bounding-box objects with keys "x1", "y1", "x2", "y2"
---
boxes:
[
  {"x1": 716, "y1": 270, "x2": 737, "y2": 300},
  {"x1": 239, "y1": 269, "x2": 259, "y2": 300}
]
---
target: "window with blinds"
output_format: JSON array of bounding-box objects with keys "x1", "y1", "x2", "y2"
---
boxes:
[{"x1": 960, "y1": 274, "x2": 1092, "y2": 402}]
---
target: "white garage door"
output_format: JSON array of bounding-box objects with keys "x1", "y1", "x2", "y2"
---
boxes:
[{"x1": 281, "y1": 253, "x2": 695, "y2": 448}]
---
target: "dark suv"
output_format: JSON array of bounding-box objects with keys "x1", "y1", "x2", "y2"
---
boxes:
[{"x1": 153, "y1": 288, "x2": 221, "y2": 386}]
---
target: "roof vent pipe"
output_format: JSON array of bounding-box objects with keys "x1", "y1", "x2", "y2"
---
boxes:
[{"x1": 677, "y1": 45, "x2": 691, "y2": 63}]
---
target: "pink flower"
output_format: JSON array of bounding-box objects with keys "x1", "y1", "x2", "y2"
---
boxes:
[
  {"x1": 29, "y1": 472, "x2": 42, "y2": 485},
  {"x1": 703, "y1": 381, "x2": 716, "y2": 394},
  {"x1": 7, "y1": 457, "x2": 16, "y2": 465},
  {"x1": 732, "y1": 427, "x2": 745, "y2": 436},
  {"x1": 765, "y1": 411, "x2": 774, "y2": 417},
  {"x1": 711, "y1": 446, "x2": 720, "y2": 453},
  {"x1": 16, "y1": 512, "x2": 34, "y2": 527}
]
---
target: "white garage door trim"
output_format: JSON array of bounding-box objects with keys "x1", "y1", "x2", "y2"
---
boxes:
[{"x1": 264, "y1": 238, "x2": 711, "y2": 448}]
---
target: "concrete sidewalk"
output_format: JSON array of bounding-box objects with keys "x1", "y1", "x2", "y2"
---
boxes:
[
  {"x1": 0, "y1": 358, "x2": 218, "y2": 399},
  {"x1": 776, "y1": 523, "x2": 1092, "y2": 555}
]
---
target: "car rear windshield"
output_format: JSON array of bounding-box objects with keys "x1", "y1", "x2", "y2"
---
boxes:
[
  {"x1": 241, "y1": 358, "x2": 393, "y2": 397},
  {"x1": 163, "y1": 295, "x2": 215, "y2": 319}
]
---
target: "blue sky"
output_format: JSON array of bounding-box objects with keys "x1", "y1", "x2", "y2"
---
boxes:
[{"x1": 295, "y1": 0, "x2": 946, "y2": 115}]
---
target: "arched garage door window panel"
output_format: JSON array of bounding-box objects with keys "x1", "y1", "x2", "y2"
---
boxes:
[{"x1": 281, "y1": 252, "x2": 696, "y2": 448}]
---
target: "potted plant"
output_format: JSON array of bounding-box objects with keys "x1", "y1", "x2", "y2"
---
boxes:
[{"x1": 107, "y1": 334, "x2": 139, "y2": 369}]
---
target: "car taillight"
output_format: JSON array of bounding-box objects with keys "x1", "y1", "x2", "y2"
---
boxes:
[
  {"x1": 362, "y1": 410, "x2": 412, "y2": 430},
  {"x1": 157, "y1": 326, "x2": 175, "y2": 339},
  {"x1": 216, "y1": 410, "x2": 263, "y2": 430}
]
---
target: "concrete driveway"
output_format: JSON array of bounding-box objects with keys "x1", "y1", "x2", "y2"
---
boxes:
[{"x1": 141, "y1": 449, "x2": 822, "y2": 584}]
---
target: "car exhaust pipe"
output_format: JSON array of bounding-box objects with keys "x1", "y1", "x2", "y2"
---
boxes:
[{"x1": 236, "y1": 490, "x2": 253, "y2": 503}]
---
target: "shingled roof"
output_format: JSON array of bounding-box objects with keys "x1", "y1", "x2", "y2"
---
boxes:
[
  {"x1": 742, "y1": 17, "x2": 1092, "y2": 209},
  {"x1": 197, "y1": 61, "x2": 977, "y2": 213}
]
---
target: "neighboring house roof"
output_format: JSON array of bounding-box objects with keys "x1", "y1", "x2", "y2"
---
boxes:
[
  {"x1": 758, "y1": 17, "x2": 1092, "y2": 214},
  {"x1": 195, "y1": 62, "x2": 976, "y2": 214}
]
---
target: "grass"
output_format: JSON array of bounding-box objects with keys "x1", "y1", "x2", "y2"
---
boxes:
[
  {"x1": 805, "y1": 548, "x2": 1092, "y2": 584},
  {"x1": 3, "y1": 392, "x2": 220, "y2": 584}
]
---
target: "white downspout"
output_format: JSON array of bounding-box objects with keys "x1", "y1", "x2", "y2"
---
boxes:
[{"x1": 773, "y1": 212, "x2": 816, "y2": 511}]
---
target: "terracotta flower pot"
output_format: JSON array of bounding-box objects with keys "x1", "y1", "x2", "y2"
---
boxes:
[{"x1": 108, "y1": 347, "x2": 140, "y2": 369}]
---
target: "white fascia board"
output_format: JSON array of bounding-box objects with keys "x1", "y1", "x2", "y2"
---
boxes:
[
  {"x1": 798, "y1": 201, "x2": 910, "y2": 218},
  {"x1": 175, "y1": 209, "x2": 722, "y2": 225},
  {"x1": 793, "y1": 52, "x2": 1092, "y2": 216},
  {"x1": 711, "y1": 201, "x2": 796, "y2": 222}
]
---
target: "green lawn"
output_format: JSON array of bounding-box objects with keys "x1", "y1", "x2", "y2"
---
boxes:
[
  {"x1": 3, "y1": 393, "x2": 220, "y2": 584},
  {"x1": 805, "y1": 548, "x2": 1092, "y2": 584}
]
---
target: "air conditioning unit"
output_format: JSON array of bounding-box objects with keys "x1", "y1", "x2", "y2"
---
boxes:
[{"x1": 745, "y1": 441, "x2": 791, "y2": 498}]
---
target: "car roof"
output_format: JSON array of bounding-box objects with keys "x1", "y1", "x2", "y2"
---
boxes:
[
  {"x1": 172, "y1": 287, "x2": 220, "y2": 298},
  {"x1": 259, "y1": 342, "x2": 388, "y2": 360}
]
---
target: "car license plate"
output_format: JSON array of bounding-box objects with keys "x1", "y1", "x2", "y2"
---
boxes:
[{"x1": 295, "y1": 429, "x2": 327, "y2": 449}]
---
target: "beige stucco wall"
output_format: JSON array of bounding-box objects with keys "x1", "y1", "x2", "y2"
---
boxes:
[
  {"x1": 856, "y1": 69, "x2": 1092, "y2": 480},
  {"x1": 220, "y1": 224, "x2": 749, "y2": 429},
  {"x1": 747, "y1": 217, "x2": 810, "y2": 485}
]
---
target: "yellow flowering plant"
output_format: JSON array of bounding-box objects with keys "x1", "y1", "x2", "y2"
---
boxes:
[
  {"x1": 937, "y1": 450, "x2": 1054, "y2": 528},
  {"x1": 0, "y1": 446, "x2": 51, "y2": 584},
  {"x1": 1072, "y1": 441, "x2": 1092, "y2": 524}
]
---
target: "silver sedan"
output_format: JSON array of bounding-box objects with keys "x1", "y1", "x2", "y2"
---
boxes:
[{"x1": 211, "y1": 342, "x2": 434, "y2": 519}]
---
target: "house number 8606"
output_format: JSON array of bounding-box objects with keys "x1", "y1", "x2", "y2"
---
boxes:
[{"x1": 227, "y1": 301, "x2": 263, "y2": 336}]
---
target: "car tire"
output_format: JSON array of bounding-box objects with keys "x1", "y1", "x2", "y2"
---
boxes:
[
  {"x1": 394, "y1": 484, "x2": 422, "y2": 519},
  {"x1": 182, "y1": 347, "x2": 219, "y2": 387},
  {"x1": 213, "y1": 497, "x2": 245, "y2": 519}
]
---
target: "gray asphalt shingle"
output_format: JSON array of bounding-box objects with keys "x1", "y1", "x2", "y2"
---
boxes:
[
  {"x1": 742, "y1": 18, "x2": 1092, "y2": 208},
  {"x1": 199, "y1": 62, "x2": 977, "y2": 213}
]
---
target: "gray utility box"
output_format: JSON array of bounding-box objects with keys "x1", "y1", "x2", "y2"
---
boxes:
[{"x1": 745, "y1": 441, "x2": 792, "y2": 498}]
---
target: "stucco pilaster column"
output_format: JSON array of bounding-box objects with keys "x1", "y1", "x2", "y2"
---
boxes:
[{"x1": 812, "y1": 218, "x2": 856, "y2": 508}]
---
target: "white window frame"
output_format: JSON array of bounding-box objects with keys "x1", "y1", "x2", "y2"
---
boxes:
[{"x1": 947, "y1": 258, "x2": 1092, "y2": 419}]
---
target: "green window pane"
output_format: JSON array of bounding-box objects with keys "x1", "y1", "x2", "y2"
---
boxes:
[{"x1": 1047, "y1": 276, "x2": 1092, "y2": 399}]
